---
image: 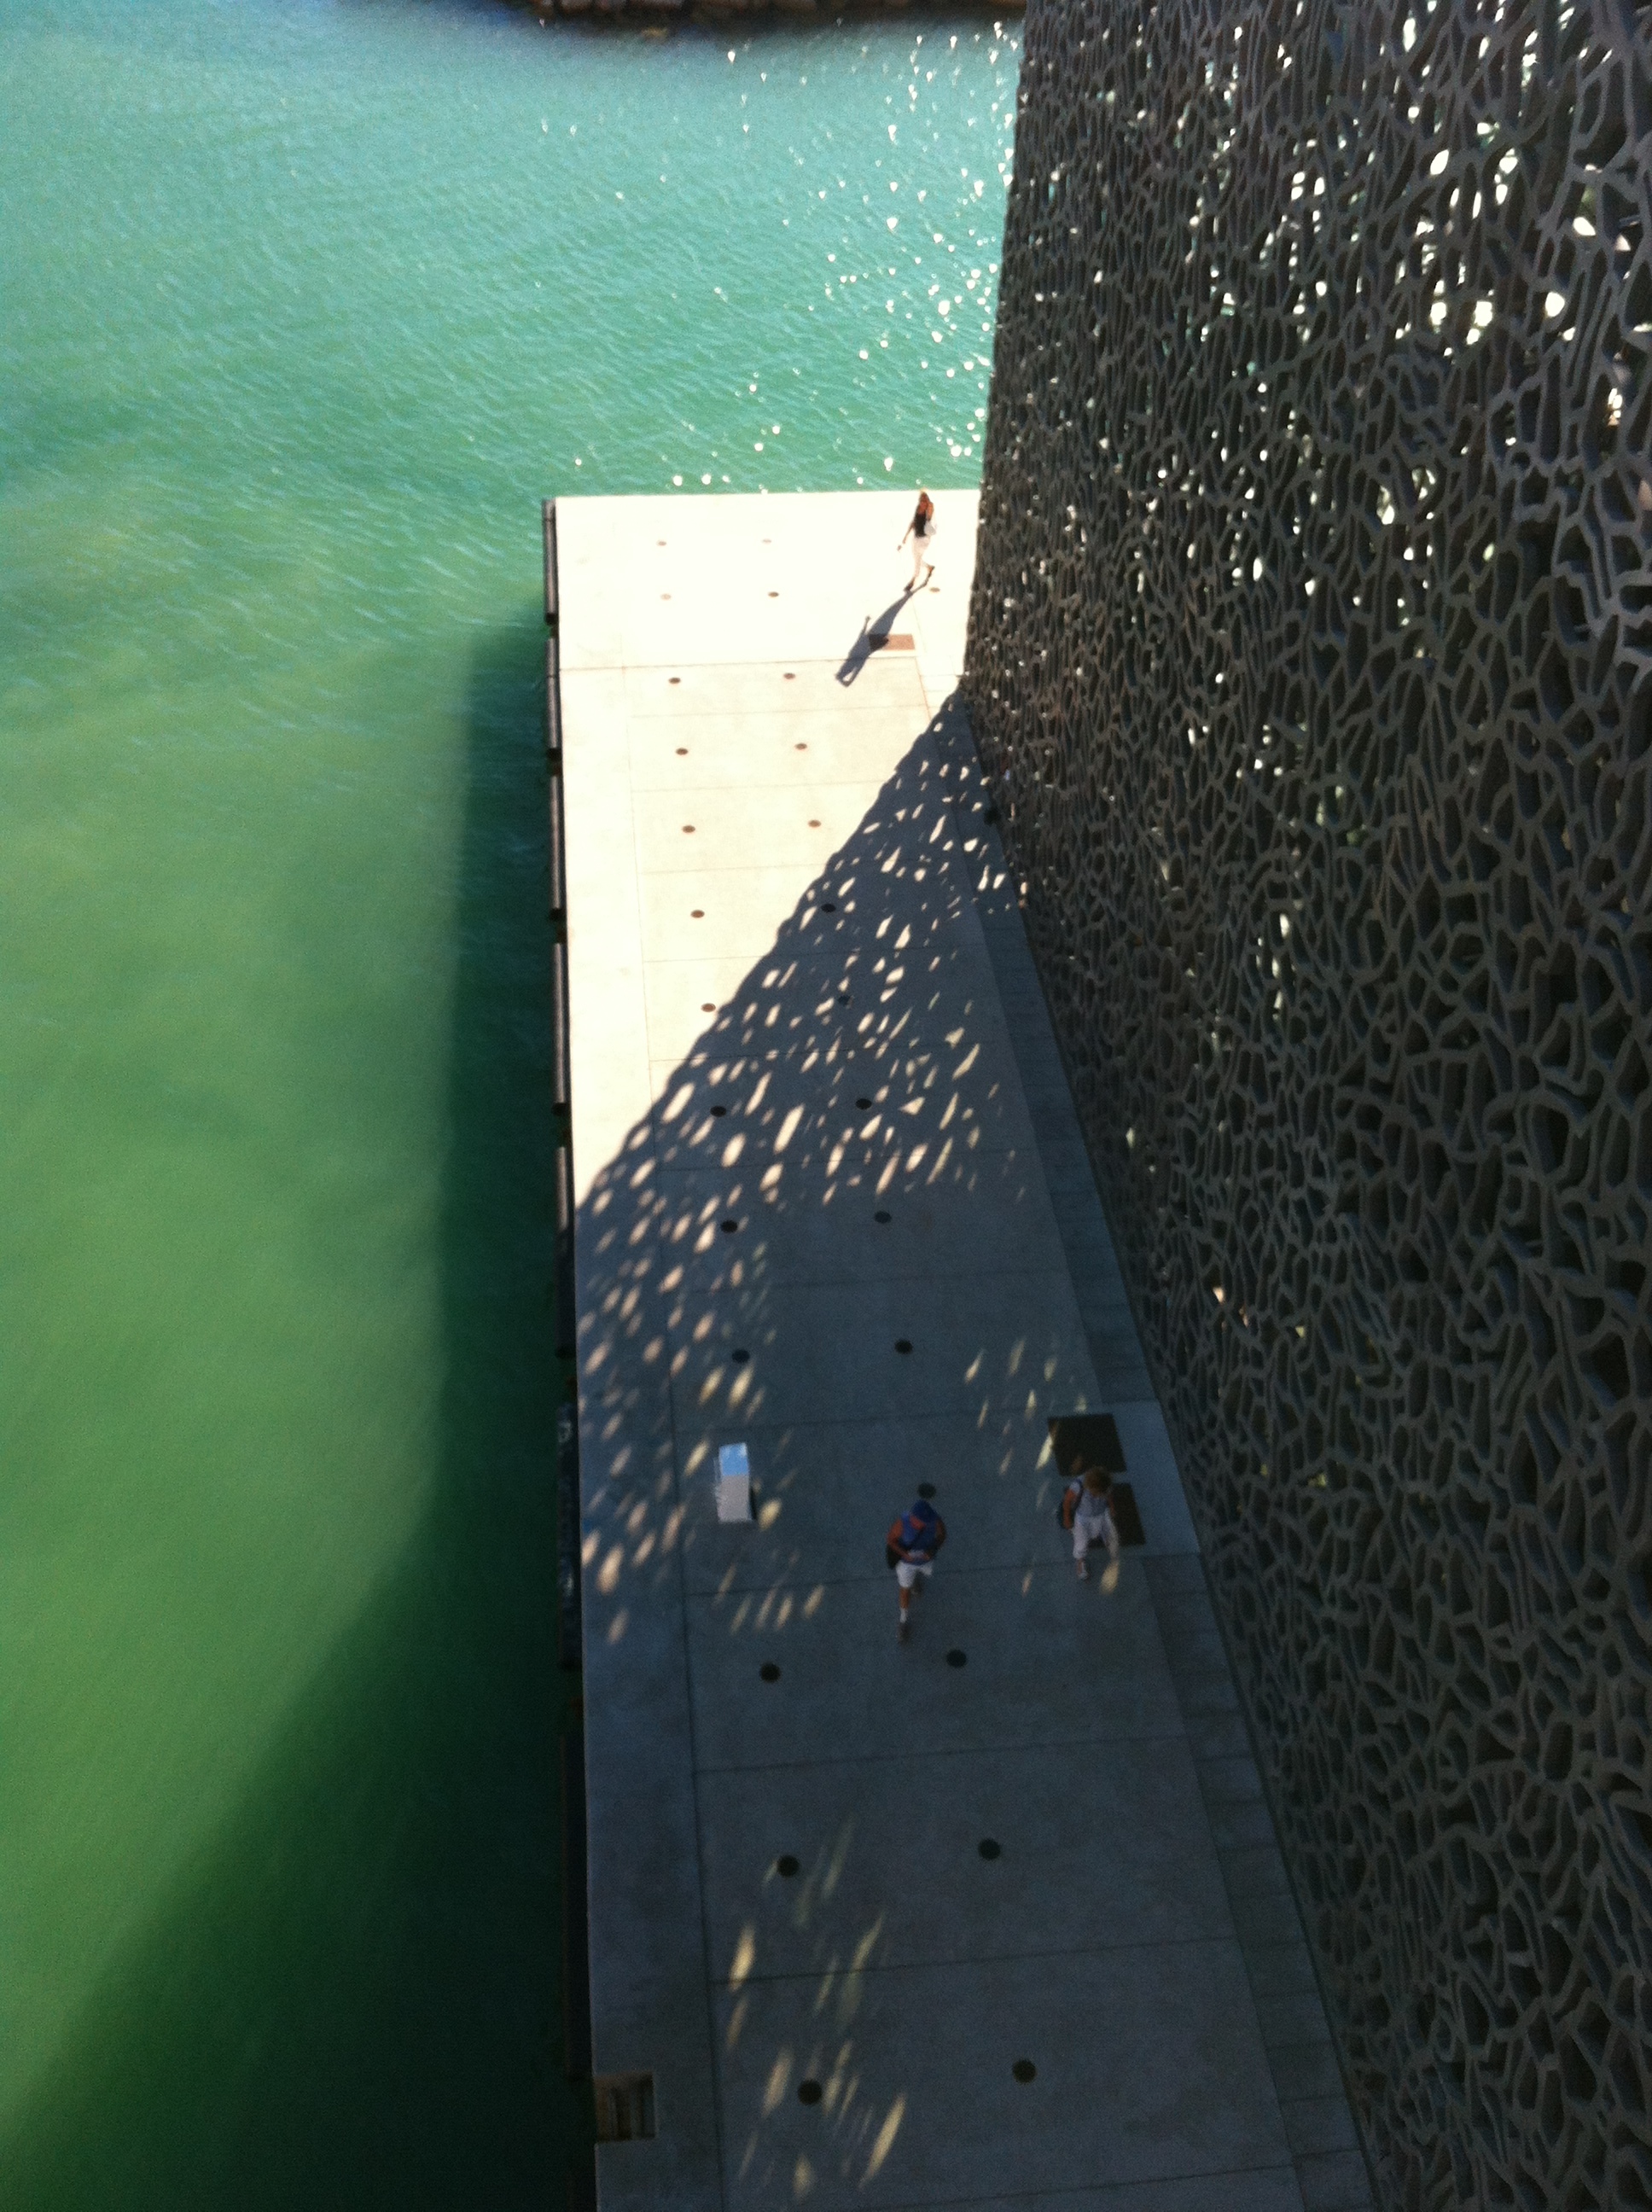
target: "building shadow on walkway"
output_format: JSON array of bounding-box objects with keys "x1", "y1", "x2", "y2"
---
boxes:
[
  {"x1": 578, "y1": 690, "x2": 1120, "y2": 2203},
  {"x1": 579, "y1": 689, "x2": 1079, "y2": 1509},
  {"x1": 0, "y1": 620, "x2": 582, "y2": 2212}
]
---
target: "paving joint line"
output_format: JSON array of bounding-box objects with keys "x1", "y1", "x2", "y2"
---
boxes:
[
  {"x1": 691, "y1": 1726, "x2": 1190, "y2": 1779},
  {"x1": 848, "y1": 2163, "x2": 1302, "y2": 2212},
  {"x1": 709, "y1": 1928, "x2": 1256, "y2": 1991}
]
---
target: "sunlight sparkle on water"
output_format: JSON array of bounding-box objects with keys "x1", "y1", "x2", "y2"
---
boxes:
[
  {"x1": 0, "y1": 1, "x2": 1019, "y2": 2198},
  {"x1": 540, "y1": 17, "x2": 1020, "y2": 493}
]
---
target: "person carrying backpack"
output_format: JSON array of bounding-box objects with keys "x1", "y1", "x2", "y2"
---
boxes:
[
  {"x1": 1061, "y1": 1467, "x2": 1120, "y2": 1581},
  {"x1": 887, "y1": 1498, "x2": 947, "y2": 1642}
]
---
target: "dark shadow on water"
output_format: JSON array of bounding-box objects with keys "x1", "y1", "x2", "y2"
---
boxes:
[{"x1": 1, "y1": 619, "x2": 586, "y2": 2210}]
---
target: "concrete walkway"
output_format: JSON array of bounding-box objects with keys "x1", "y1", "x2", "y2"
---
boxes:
[{"x1": 559, "y1": 492, "x2": 1369, "y2": 2212}]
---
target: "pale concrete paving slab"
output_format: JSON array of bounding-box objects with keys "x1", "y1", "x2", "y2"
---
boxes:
[
  {"x1": 630, "y1": 706, "x2": 929, "y2": 791},
  {"x1": 713, "y1": 1944, "x2": 1288, "y2": 2212},
  {"x1": 632, "y1": 960, "x2": 1045, "y2": 1077},
  {"x1": 651, "y1": 1141, "x2": 1051, "y2": 1250},
  {"x1": 654, "y1": 1143, "x2": 1067, "y2": 1290},
  {"x1": 647, "y1": 1029, "x2": 1044, "y2": 1152},
  {"x1": 869, "y1": 2181, "x2": 1306, "y2": 2212},
  {"x1": 639, "y1": 864, "x2": 892, "y2": 966},
  {"x1": 635, "y1": 779, "x2": 889, "y2": 879},
  {"x1": 640, "y1": 946, "x2": 851, "y2": 1067},
  {"x1": 695, "y1": 1734, "x2": 1234, "y2": 1979},
  {"x1": 560, "y1": 490, "x2": 976, "y2": 685},
  {"x1": 638, "y1": 954, "x2": 1032, "y2": 1056},
  {"x1": 559, "y1": 491, "x2": 1347, "y2": 2210},
  {"x1": 623, "y1": 655, "x2": 928, "y2": 719},
  {"x1": 664, "y1": 1270, "x2": 1099, "y2": 1430},
  {"x1": 688, "y1": 1563, "x2": 1183, "y2": 1773}
]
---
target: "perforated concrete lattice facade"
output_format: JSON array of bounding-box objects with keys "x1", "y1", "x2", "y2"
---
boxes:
[{"x1": 965, "y1": 3, "x2": 1652, "y2": 2203}]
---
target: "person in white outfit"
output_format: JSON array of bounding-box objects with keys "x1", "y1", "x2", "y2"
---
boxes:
[
  {"x1": 1062, "y1": 1467, "x2": 1120, "y2": 1580},
  {"x1": 899, "y1": 490, "x2": 937, "y2": 589}
]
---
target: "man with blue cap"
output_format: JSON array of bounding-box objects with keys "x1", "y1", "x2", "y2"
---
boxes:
[{"x1": 886, "y1": 1497, "x2": 947, "y2": 1643}]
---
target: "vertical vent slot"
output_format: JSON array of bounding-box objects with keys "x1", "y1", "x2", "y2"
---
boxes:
[{"x1": 594, "y1": 2072, "x2": 656, "y2": 2144}]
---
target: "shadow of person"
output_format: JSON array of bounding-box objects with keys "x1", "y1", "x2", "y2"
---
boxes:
[{"x1": 835, "y1": 589, "x2": 920, "y2": 687}]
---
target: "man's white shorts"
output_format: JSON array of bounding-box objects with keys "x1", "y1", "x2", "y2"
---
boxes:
[{"x1": 895, "y1": 1558, "x2": 934, "y2": 1591}]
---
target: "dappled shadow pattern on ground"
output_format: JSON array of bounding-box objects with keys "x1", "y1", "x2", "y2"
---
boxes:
[
  {"x1": 579, "y1": 695, "x2": 1081, "y2": 1464},
  {"x1": 576, "y1": 700, "x2": 1156, "y2": 2204}
]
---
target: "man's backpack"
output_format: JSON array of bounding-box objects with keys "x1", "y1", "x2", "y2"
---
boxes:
[{"x1": 887, "y1": 1504, "x2": 940, "y2": 1568}]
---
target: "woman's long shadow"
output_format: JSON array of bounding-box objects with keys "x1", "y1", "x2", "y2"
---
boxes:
[
  {"x1": 0, "y1": 621, "x2": 585, "y2": 2212},
  {"x1": 835, "y1": 587, "x2": 921, "y2": 686}
]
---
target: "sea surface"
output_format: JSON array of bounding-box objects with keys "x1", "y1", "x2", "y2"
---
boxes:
[{"x1": 0, "y1": 3, "x2": 1019, "y2": 2203}]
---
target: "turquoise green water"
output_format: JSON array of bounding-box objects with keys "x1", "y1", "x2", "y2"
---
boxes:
[{"x1": 0, "y1": 3, "x2": 1018, "y2": 2204}]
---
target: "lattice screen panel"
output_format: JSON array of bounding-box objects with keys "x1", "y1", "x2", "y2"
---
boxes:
[{"x1": 966, "y1": 3, "x2": 1652, "y2": 2203}]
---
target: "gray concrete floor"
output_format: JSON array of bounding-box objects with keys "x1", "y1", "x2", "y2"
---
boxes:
[{"x1": 560, "y1": 492, "x2": 1370, "y2": 2212}]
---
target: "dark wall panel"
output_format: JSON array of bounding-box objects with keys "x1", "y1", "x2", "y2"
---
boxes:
[{"x1": 965, "y1": 3, "x2": 1652, "y2": 2203}]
